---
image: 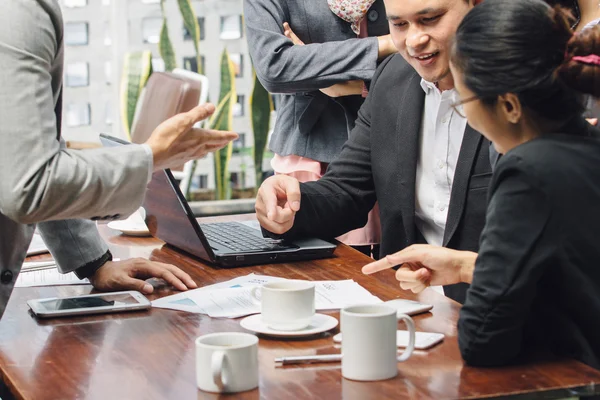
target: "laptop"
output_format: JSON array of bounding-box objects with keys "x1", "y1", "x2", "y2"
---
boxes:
[{"x1": 99, "y1": 134, "x2": 337, "y2": 267}]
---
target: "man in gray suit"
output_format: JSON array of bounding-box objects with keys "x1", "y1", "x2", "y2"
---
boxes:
[
  {"x1": 256, "y1": 0, "x2": 488, "y2": 304},
  {"x1": 0, "y1": 0, "x2": 237, "y2": 318}
]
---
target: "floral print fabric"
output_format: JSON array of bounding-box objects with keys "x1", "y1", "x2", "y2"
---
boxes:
[{"x1": 327, "y1": 0, "x2": 376, "y2": 35}]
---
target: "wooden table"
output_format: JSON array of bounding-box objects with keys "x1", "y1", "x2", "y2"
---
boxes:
[{"x1": 2, "y1": 216, "x2": 600, "y2": 400}]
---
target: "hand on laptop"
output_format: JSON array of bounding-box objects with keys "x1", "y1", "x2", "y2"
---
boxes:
[
  {"x1": 255, "y1": 175, "x2": 301, "y2": 234},
  {"x1": 362, "y1": 245, "x2": 477, "y2": 293},
  {"x1": 88, "y1": 258, "x2": 198, "y2": 294},
  {"x1": 145, "y1": 103, "x2": 238, "y2": 171}
]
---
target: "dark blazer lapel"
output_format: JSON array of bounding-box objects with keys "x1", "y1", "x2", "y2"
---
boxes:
[
  {"x1": 396, "y1": 74, "x2": 425, "y2": 244},
  {"x1": 443, "y1": 125, "x2": 483, "y2": 246}
]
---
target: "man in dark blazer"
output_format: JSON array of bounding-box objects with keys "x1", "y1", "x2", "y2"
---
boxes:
[{"x1": 256, "y1": 0, "x2": 488, "y2": 304}]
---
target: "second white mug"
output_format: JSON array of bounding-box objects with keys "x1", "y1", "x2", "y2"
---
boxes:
[
  {"x1": 251, "y1": 280, "x2": 315, "y2": 331},
  {"x1": 341, "y1": 304, "x2": 415, "y2": 381}
]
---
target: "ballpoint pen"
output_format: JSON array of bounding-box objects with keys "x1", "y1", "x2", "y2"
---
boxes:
[
  {"x1": 21, "y1": 261, "x2": 57, "y2": 272},
  {"x1": 274, "y1": 354, "x2": 342, "y2": 365}
]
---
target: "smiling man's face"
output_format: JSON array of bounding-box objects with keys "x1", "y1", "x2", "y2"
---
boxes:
[{"x1": 384, "y1": 0, "x2": 473, "y2": 90}]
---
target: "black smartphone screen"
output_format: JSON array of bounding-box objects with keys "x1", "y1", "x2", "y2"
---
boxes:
[{"x1": 39, "y1": 293, "x2": 138, "y2": 311}]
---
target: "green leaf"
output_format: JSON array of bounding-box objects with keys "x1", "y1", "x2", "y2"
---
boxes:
[
  {"x1": 249, "y1": 69, "x2": 273, "y2": 189},
  {"x1": 209, "y1": 92, "x2": 234, "y2": 200},
  {"x1": 159, "y1": 0, "x2": 177, "y2": 71},
  {"x1": 177, "y1": 0, "x2": 202, "y2": 74},
  {"x1": 209, "y1": 49, "x2": 237, "y2": 200},
  {"x1": 120, "y1": 51, "x2": 152, "y2": 140}
]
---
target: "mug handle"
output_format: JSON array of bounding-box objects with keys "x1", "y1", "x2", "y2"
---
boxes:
[
  {"x1": 211, "y1": 351, "x2": 227, "y2": 390},
  {"x1": 397, "y1": 313, "x2": 416, "y2": 362},
  {"x1": 249, "y1": 286, "x2": 261, "y2": 306}
]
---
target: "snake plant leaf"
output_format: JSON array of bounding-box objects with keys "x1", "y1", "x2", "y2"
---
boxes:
[
  {"x1": 120, "y1": 51, "x2": 152, "y2": 140},
  {"x1": 209, "y1": 92, "x2": 234, "y2": 200},
  {"x1": 249, "y1": 69, "x2": 273, "y2": 191},
  {"x1": 159, "y1": 0, "x2": 177, "y2": 71},
  {"x1": 209, "y1": 49, "x2": 237, "y2": 200},
  {"x1": 177, "y1": 0, "x2": 202, "y2": 74}
]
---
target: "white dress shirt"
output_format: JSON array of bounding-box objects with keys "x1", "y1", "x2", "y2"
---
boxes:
[{"x1": 415, "y1": 80, "x2": 467, "y2": 294}]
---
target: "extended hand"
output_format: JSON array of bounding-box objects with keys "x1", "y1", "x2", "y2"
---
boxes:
[
  {"x1": 362, "y1": 244, "x2": 477, "y2": 293},
  {"x1": 89, "y1": 258, "x2": 198, "y2": 294},
  {"x1": 255, "y1": 175, "x2": 301, "y2": 235},
  {"x1": 145, "y1": 103, "x2": 238, "y2": 171}
]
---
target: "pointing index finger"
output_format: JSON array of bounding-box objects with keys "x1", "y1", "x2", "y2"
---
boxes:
[{"x1": 362, "y1": 257, "x2": 395, "y2": 275}]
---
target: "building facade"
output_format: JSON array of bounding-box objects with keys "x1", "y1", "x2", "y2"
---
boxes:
[{"x1": 60, "y1": 0, "x2": 265, "y2": 191}]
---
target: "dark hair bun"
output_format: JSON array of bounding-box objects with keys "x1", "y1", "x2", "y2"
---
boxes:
[{"x1": 559, "y1": 18, "x2": 600, "y2": 98}]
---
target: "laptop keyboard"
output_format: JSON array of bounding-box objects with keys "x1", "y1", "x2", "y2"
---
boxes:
[{"x1": 200, "y1": 222, "x2": 292, "y2": 252}]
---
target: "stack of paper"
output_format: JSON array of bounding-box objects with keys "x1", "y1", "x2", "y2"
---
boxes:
[
  {"x1": 152, "y1": 273, "x2": 382, "y2": 318},
  {"x1": 27, "y1": 232, "x2": 49, "y2": 256},
  {"x1": 15, "y1": 268, "x2": 89, "y2": 288}
]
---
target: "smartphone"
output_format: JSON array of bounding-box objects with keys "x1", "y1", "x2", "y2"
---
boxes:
[
  {"x1": 383, "y1": 299, "x2": 433, "y2": 317},
  {"x1": 333, "y1": 330, "x2": 445, "y2": 350},
  {"x1": 27, "y1": 290, "x2": 151, "y2": 318}
]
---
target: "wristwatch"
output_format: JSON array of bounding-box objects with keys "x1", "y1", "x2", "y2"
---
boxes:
[{"x1": 73, "y1": 250, "x2": 113, "y2": 280}]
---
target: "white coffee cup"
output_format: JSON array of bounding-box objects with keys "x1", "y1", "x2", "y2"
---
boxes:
[
  {"x1": 341, "y1": 304, "x2": 415, "y2": 381},
  {"x1": 250, "y1": 280, "x2": 315, "y2": 331},
  {"x1": 195, "y1": 332, "x2": 259, "y2": 393}
]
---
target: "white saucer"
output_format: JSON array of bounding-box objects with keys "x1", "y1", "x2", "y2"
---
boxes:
[
  {"x1": 107, "y1": 220, "x2": 151, "y2": 237},
  {"x1": 240, "y1": 313, "x2": 338, "y2": 338},
  {"x1": 107, "y1": 209, "x2": 151, "y2": 237}
]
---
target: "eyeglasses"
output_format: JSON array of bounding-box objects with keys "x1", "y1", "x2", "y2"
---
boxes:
[{"x1": 450, "y1": 95, "x2": 480, "y2": 119}]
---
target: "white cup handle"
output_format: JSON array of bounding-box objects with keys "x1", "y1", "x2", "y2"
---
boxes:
[
  {"x1": 250, "y1": 286, "x2": 261, "y2": 306},
  {"x1": 397, "y1": 314, "x2": 415, "y2": 362},
  {"x1": 211, "y1": 350, "x2": 227, "y2": 390}
]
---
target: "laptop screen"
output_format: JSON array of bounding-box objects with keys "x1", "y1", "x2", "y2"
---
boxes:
[{"x1": 99, "y1": 134, "x2": 215, "y2": 261}]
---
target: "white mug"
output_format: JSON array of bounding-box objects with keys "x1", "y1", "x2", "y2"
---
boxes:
[
  {"x1": 250, "y1": 280, "x2": 315, "y2": 331},
  {"x1": 341, "y1": 304, "x2": 415, "y2": 381},
  {"x1": 195, "y1": 332, "x2": 259, "y2": 393}
]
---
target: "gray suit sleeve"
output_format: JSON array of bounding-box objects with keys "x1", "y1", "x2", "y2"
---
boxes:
[
  {"x1": 0, "y1": 1, "x2": 151, "y2": 224},
  {"x1": 244, "y1": 0, "x2": 379, "y2": 93},
  {"x1": 37, "y1": 219, "x2": 108, "y2": 274}
]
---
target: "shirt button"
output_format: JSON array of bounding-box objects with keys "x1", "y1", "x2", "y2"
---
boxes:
[
  {"x1": 367, "y1": 10, "x2": 379, "y2": 22},
  {"x1": 438, "y1": 161, "x2": 444, "y2": 169},
  {"x1": 1, "y1": 270, "x2": 13, "y2": 284},
  {"x1": 439, "y1": 206, "x2": 445, "y2": 212},
  {"x1": 441, "y1": 117, "x2": 448, "y2": 124}
]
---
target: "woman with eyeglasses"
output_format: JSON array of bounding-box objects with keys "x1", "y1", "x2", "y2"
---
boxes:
[
  {"x1": 545, "y1": 0, "x2": 600, "y2": 31},
  {"x1": 363, "y1": 0, "x2": 600, "y2": 368}
]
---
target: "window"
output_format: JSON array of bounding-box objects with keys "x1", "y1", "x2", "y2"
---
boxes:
[
  {"x1": 65, "y1": 62, "x2": 89, "y2": 87},
  {"x1": 198, "y1": 175, "x2": 208, "y2": 189},
  {"x1": 66, "y1": 103, "x2": 91, "y2": 127},
  {"x1": 104, "y1": 61, "x2": 112, "y2": 85},
  {"x1": 152, "y1": 58, "x2": 165, "y2": 73},
  {"x1": 142, "y1": 18, "x2": 162, "y2": 44},
  {"x1": 104, "y1": 22, "x2": 112, "y2": 46},
  {"x1": 233, "y1": 133, "x2": 246, "y2": 153},
  {"x1": 230, "y1": 53, "x2": 244, "y2": 78},
  {"x1": 183, "y1": 17, "x2": 205, "y2": 41},
  {"x1": 64, "y1": 22, "x2": 89, "y2": 46},
  {"x1": 233, "y1": 95, "x2": 245, "y2": 117},
  {"x1": 183, "y1": 56, "x2": 205, "y2": 74},
  {"x1": 105, "y1": 102, "x2": 113, "y2": 125},
  {"x1": 230, "y1": 172, "x2": 243, "y2": 189},
  {"x1": 102, "y1": 0, "x2": 110, "y2": 5},
  {"x1": 63, "y1": 0, "x2": 87, "y2": 7},
  {"x1": 220, "y1": 15, "x2": 242, "y2": 40}
]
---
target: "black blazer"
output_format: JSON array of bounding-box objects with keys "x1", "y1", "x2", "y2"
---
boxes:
[
  {"x1": 283, "y1": 55, "x2": 493, "y2": 304},
  {"x1": 458, "y1": 122, "x2": 600, "y2": 370}
]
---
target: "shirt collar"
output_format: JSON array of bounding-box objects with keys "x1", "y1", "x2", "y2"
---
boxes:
[
  {"x1": 420, "y1": 78, "x2": 460, "y2": 101},
  {"x1": 420, "y1": 78, "x2": 437, "y2": 94}
]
